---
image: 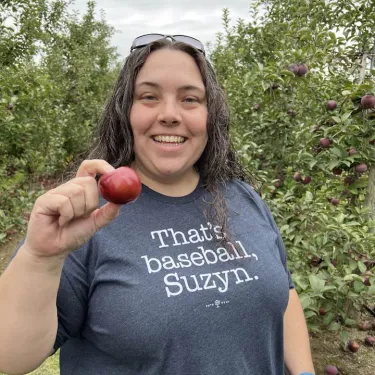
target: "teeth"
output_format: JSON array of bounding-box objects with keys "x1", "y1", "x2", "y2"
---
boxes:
[{"x1": 153, "y1": 135, "x2": 185, "y2": 143}]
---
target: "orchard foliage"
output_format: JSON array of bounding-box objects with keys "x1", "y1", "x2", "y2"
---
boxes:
[
  {"x1": 0, "y1": 0, "x2": 120, "y2": 242},
  {"x1": 210, "y1": 0, "x2": 375, "y2": 330}
]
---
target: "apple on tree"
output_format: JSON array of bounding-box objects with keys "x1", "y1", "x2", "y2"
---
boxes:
[
  {"x1": 361, "y1": 95, "x2": 375, "y2": 109},
  {"x1": 319, "y1": 138, "x2": 331, "y2": 148},
  {"x1": 302, "y1": 176, "x2": 311, "y2": 185},
  {"x1": 326, "y1": 100, "x2": 337, "y2": 110},
  {"x1": 332, "y1": 167, "x2": 342, "y2": 175},
  {"x1": 288, "y1": 63, "x2": 308, "y2": 77},
  {"x1": 330, "y1": 198, "x2": 339, "y2": 206},
  {"x1": 355, "y1": 163, "x2": 368, "y2": 174},
  {"x1": 293, "y1": 172, "x2": 302, "y2": 182}
]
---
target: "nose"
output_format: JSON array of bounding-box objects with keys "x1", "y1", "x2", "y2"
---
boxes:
[{"x1": 157, "y1": 99, "x2": 182, "y2": 126}]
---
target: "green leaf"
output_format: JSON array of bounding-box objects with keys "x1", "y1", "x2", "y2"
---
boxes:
[
  {"x1": 342, "y1": 90, "x2": 351, "y2": 96},
  {"x1": 328, "y1": 322, "x2": 341, "y2": 331},
  {"x1": 330, "y1": 147, "x2": 343, "y2": 157},
  {"x1": 341, "y1": 112, "x2": 351, "y2": 122},
  {"x1": 300, "y1": 295, "x2": 312, "y2": 310},
  {"x1": 304, "y1": 310, "x2": 316, "y2": 319},
  {"x1": 295, "y1": 278, "x2": 309, "y2": 290},
  {"x1": 328, "y1": 160, "x2": 340, "y2": 170},
  {"x1": 345, "y1": 318, "x2": 357, "y2": 327},
  {"x1": 309, "y1": 159, "x2": 318, "y2": 169},
  {"x1": 294, "y1": 235, "x2": 303, "y2": 245},
  {"x1": 358, "y1": 261, "x2": 367, "y2": 273},
  {"x1": 340, "y1": 330, "x2": 349, "y2": 345},
  {"x1": 353, "y1": 280, "x2": 365, "y2": 292},
  {"x1": 323, "y1": 312, "x2": 335, "y2": 325},
  {"x1": 305, "y1": 191, "x2": 313, "y2": 202},
  {"x1": 309, "y1": 275, "x2": 325, "y2": 293},
  {"x1": 351, "y1": 179, "x2": 368, "y2": 189}
]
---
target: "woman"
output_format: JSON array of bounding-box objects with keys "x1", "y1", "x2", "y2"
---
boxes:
[{"x1": 0, "y1": 34, "x2": 315, "y2": 375}]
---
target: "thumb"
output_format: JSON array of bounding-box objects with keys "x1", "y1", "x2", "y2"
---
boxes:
[{"x1": 93, "y1": 202, "x2": 121, "y2": 230}]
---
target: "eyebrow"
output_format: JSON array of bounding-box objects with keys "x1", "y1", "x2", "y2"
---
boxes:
[{"x1": 136, "y1": 81, "x2": 205, "y2": 94}]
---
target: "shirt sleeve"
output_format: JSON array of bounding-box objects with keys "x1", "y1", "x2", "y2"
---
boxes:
[{"x1": 245, "y1": 184, "x2": 295, "y2": 289}]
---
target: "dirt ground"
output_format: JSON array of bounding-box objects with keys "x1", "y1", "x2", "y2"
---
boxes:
[{"x1": 1, "y1": 233, "x2": 374, "y2": 375}]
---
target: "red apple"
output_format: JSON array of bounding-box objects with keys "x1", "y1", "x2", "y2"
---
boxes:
[
  {"x1": 327, "y1": 100, "x2": 337, "y2": 110},
  {"x1": 332, "y1": 167, "x2": 342, "y2": 175},
  {"x1": 302, "y1": 176, "x2": 311, "y2": 185},
  {"x1": 364, "y1": 276, "x2": 371, "y2": 286},
  {"x1": 344, "y1": 175, "x2": 356, "y2": 186},
  {"x1": 364, "y1": 259, "x2": 375, "y2": 270},
  {"x1": 347, "y1": 340, "x2": 359, "y2": 352},
  {"x1": 311, "y1": 256, "x2": 321, "y2": 267},
  {"x1": 293, "y1": 172, "x2": 302, "y2": 181},
  {"x1": 331, "y1": 198, "x2": 340, "y2": 206},
  {"x1": 296, "y1": 63, "x2": 308, "y2": 76},
  {"x1": 324, "y1": 365, "x2": 339, "y2": 375},
  {"x1": 274, "y1": 179, "x2": 282, "y2": 188},
  {"x1": 355, "y1": 163, "x2": 368, "y2": 173},
  {"x1": 361, "y1": 95, "x2": 375, "y2": 109},
  {"x1": 358, "y1": 321, "x2": 370, "y2": 331},
  {"x1": 288, "y1": 63, "x2": 308, "y2": 77},
  {"x1": 319, "y1": 307, "x2": 327, "y2": 316},
  {"x1": 320, "y1": 138, "x2": 331, "y2": 148},
  {"x1": 288, "y1": 64, "x2": 299, "y2": 75},
  {"x1": 364, "y1": 336, "x2": 375, "y2": 346},
  {"x1": 98, "y1": 167, "x2": 141, "y2": 204},
  {"x1": 348, "y1": 147, "x2": 357, "y2": 156}
]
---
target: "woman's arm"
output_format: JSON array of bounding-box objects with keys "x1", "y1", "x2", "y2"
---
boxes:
[{"x1": 284, "y1": 288, "x2": 316, "y2": 375}]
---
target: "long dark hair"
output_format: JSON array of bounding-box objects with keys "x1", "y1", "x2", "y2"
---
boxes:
[{"x1": 78, "y1": 39, "x2": 255, "y2": 246}]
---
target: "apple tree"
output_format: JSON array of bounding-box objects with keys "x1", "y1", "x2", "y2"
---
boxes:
[
  {"x1": 0, "y1": 0, "x2": 120, "y2": 243},
  {"x1": 209, "y1": 0, "x2": 375, "y2": 330}
]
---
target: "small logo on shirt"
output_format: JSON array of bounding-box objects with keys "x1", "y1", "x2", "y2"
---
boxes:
[{"x1": 206, "y1": 299, "x2": 230, "y2": 308}]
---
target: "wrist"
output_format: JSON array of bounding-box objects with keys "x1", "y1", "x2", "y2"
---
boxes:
[{"x1": 19, "y1": 244, "x2": 66, "y2": 274}]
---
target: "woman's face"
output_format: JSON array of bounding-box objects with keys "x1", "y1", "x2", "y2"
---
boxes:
[{"x1": 130, "y1": 49, "x2": 208, "y2": 184}]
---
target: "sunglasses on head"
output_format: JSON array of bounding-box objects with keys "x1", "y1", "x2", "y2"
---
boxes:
[{"x1": 130, "y1": 33, "x2": 205, "y2": 55}]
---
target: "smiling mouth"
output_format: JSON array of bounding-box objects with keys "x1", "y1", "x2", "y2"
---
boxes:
[{"x1": 152, "y1": 135, "x2": 187, "y2": 144}]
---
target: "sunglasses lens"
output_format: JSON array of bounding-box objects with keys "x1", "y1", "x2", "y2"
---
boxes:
[
  {"x1": 131, "y1": 34, "x2": 205, "y2": 54},
  {"x1": 132, "y1": 34, "x2": 164, "y2": 49},
  {"x1": 174, "y1": 35, "x2": 204, "y2": 52}
]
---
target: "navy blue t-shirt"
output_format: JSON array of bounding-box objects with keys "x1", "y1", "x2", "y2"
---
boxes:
[{"x1": 12, "y1": 179, "x2": 295, "y2": 374}]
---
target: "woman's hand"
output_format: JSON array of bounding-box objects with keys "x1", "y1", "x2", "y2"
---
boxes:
[{"x1": 23, "y1": 160, "x2": 121, "y2": 259}]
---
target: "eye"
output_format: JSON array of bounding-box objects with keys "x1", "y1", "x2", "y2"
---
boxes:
[
  {"x1": 141, "y1": 95, "x2": 157, "y2": 101},
  {"x1": 184, "y1": 97, "x2": 199, "y2": 103}
]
